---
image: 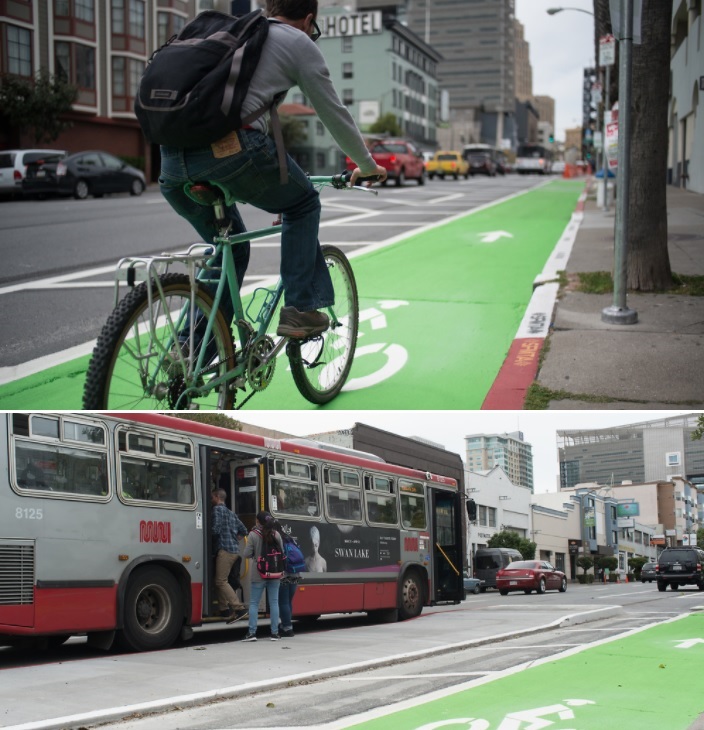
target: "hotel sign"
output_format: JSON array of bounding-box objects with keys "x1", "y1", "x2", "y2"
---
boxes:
[{"x1": 320, "y1": 11, "x2": 383, "y2": 38}]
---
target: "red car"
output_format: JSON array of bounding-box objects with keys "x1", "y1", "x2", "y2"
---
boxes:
[
  {"x1": 496, "y1": 560, "x2": 567, "y2": 595},
  {"x1": 346, "y1": 138, "x2": 426, "y2": 186}
]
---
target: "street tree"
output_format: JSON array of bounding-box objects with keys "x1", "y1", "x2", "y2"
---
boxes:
[
  {"x1": 692, "y1": 415, "x2": 704, "y2": 441},
  {"x1": 594, "y1": 0, "x2": 674, "y2": 291},
  {"x1": 0, "y1": 69, "x2": 77, "y2": 145},
  {"x1": 487, "y1": 530, "x2": 536, "y2": 559},
  {"x1": 369, "y1": 113, "x2": 402, "y2": 137},
  {"x1": 577, "y1": 556, "x2": 594, "y2": 576}
]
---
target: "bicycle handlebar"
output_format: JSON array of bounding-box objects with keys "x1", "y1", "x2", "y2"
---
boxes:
[{"x1": 309, "y1": 170, "x2": 382, "y2": 195}]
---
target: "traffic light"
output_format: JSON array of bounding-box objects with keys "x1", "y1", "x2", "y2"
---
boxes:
[{"x1": 548, "y1": 134, "x2": 554, "y2": 143}]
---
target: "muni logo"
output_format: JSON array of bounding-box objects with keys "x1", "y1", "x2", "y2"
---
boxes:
[{"x1": 140, "y1": 520, "x2": 172, "y2": 543}]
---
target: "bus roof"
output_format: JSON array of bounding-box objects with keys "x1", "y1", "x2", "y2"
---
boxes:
[{"x1": 112, "y1": 413, "x2": 458, "y2": 488}]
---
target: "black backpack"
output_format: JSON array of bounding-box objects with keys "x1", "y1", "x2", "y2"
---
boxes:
[
  {"x1": 254, "y1": 529, "x2": 285, "y2": 580},
  {"x1": 134, "y1": 10, "x2": 275, "y2": 150}
]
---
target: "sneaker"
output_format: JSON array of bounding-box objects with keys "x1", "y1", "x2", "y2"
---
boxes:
[
  {"x1": 241, "y1": 633, "x2": 257, "y2": 642},
  {"x1": 225, "y1": 608, "x2": 248, "y2": 625},
  {"x1": 279, "y1": 627, "x2": 294, "y2": 638},
  {"x1": 276, "y1": 307, "x2": 329, "y2": 339},
  {"x1": 270, "y1": 633, "x2": 281, "y2": 641}
]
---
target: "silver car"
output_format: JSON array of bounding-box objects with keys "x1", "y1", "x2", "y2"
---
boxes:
[{"x1": 0, "y1": 148, "x2": 67, "y2": 196}]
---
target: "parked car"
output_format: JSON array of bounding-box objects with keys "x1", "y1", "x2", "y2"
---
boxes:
[
  {"x1": 474, "y1": 547, "x2": 522, "y2": 591},
  {"x1": 657, "y1": 547, "x2": 704, "y2": 592},
  {"x1": 346, "y1": 138, "x2": 425, "y2": 186},
  {"x1": 552, "y1": 160, "x2": 566, "y2": 175},
  {"x1": 496, "y1": 560, "x2": 567, "y2": 595},
  {"x1": 22, "y1": 150, "x2": 146, "y2": 199},
  {"x1": 0, "y1": 148, "x2": 67, "y2": 196},
  {"x1": 467, "y1": 151, "x2": 497, "y2": 177},
  {"x1": 426, "y1": 151, "x2": 469, "y2": 179},
  {"x1": 640, "y1": 562, "x2": 657, "y2": 583},
  {"x1": 463, "y1": 573, "x2": 481, "y2": 597}
]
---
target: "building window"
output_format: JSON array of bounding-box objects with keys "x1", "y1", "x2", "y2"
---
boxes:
[
  {"x1": 157, "y1": 12, "x2": 186, "y2": 46},
  {"x1": 666, "y1": 452, "x2": 681, "y2": 467},
  {"x1": 342, "y1": 36, "x2": 352, "y2": 53},
  {"x1": 129, "y1": 0, "x2": 145, "y2": 39},
  {"x1": 342, "y1": 88, "x2": 354, "y2": 105},
  {"x1": 478, "y1": 505, "x2": 487, "y2": 526},
  {"x1": 56, "y1": 42, "x2": 95, "y2": 90},
  {"x1": 112, "y1": 0, "x2": 124, "y2": 33},
  {"x1": 488, "y1": 507, "x2": 497, "y2": 527},
  {"x1": 316, "y1": 121, "x2": 324, "y2": 136},
  {"x1": 342, "y1": 62, "x2": 353, "y2": 79},
  {"x1": 7, "y1": 25, "x2": 32, "y2": 77},
  {"x1": 316, "y1": 152, "x2": 325, "y2": 169},
  {"x1": 112, "y1": 56, "x2": 144, "y2": 105},
  {"x1": 76, "y1": 0, "x2": 94, "y2": 22}
]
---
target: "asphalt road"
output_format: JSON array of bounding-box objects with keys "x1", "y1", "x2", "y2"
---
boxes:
[
  {"x1": 1, "y1": 581, "x2": 701, "y2": 730},
  {"x1": 0, "y1": 175, "x2": 540, "y2": 368}
]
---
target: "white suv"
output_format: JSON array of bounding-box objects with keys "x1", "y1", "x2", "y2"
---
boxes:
[{"x1": 0, "y1": 148, "x2": 67, "y2": 196}]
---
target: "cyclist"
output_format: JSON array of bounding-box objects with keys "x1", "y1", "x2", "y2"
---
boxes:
[{"x1": 158, "y1": 0, "x2": 387, "y2": 339}]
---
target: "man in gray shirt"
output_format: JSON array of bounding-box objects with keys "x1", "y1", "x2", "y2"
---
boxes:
[{"x1": 159, "y1": 0, "x2": 387, "y2": 338}]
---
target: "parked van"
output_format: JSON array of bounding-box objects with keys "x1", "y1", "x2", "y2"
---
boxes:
[{"x1": 474, "y1": 547, "x2": 523, "y2": 591}]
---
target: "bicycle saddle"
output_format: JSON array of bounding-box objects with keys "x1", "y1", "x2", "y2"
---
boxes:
[{"x1": 186, "y1": 182, "x2": 225, "y2": 206}]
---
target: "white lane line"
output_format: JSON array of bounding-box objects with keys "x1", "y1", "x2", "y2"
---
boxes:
[{"x1": 340, "y1": 672, "x2": 493, "y2": 680}]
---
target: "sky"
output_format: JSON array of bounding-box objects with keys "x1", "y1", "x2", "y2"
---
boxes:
[
  {"x1": 515, "y1": 0, "x2": 597, "y2": 141},
  {"x1": 236, "y1": 410, "x2": 701, "y2": 494}
]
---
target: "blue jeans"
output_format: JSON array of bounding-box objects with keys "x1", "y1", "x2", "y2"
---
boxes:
[
  {"x1": 159, "y1": 130, "x2": 334, "y2": 312},
  {"x1": 278, "y1": 581, "x2": 298, "y2": 631},
  {"x1": 248, "y1": 579, "x2": 280, "y2": 637}
]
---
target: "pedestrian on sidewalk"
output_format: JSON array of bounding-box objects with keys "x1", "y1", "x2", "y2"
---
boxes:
[
  {"x1": 211, "y1": 489, "x2": 248, "y2": 624},
  {"x1": 274, "y1": 520, "x2": 304, "y2": 638},
  {"x1": 242, "y1": 511, "x2": 284, "y2": 642}
]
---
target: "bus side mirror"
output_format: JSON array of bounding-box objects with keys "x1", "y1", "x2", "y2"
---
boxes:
[{"x1": 466, "y1": 499, "x2": 477, "y2": 521}]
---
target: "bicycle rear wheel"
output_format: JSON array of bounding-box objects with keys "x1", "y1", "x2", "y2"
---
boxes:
[
  {"x1": 83, "y1": 273, "x2": 235, "y2": 410},
  {"x1": 287, "y1": 245, "x2": 358, "y2": 404}
]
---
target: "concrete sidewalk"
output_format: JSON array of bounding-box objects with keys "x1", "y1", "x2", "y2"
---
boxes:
[{"x1": 534, "y1": 182, "x2": 704, "y2": 409}]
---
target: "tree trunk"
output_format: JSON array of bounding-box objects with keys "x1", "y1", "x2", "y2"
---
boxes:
[{"x1": 626, "y1": 0, "x2": 674, "y2": 291}]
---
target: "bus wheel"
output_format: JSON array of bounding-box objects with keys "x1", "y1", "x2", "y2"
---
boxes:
[
  {"x1": 399, "y1": 571, "x2": 424, "y2": 620},
  {"x1": 121, "y1": 567, "x2": 183, "y2": 652}
]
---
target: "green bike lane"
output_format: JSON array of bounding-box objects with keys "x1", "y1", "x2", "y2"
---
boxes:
[
  {"x1": 0, "y1": 180, "x2": 583, "y2": 410},
  {"x1": 336, "y1": 612, "x2": 704, "y2": 730}
]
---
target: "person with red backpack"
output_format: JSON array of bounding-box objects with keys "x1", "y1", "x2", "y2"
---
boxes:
[{"x1": 242, "y1": 510, "x2": 285, "y2": 641}]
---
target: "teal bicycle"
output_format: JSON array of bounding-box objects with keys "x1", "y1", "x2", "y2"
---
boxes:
[{"x1": 83, "y1": 171, "x2": 376, "y2": 410}]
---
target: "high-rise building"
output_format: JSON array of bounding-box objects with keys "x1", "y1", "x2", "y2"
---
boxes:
[
  {"x1": 558, "y1": 414, "x2": 704, "y2": 490},
  {"x1": 514, "y1": 19, "x2": 532, "y2": 102},
  {"x1": 465, "y1": 431, "x2": 534, "y2": 492},
  {"x1": 353, "y1": 0, "x2": 516, "y2": 148}
]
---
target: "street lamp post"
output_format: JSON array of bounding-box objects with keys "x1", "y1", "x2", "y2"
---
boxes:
[{"x1": 547, "y1": 7, "x2": 594, "y2": 15}]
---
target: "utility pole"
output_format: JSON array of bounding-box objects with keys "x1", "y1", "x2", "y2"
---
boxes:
[{"x1": 601, "y1": 0, "x2": 638, "y2": 325}]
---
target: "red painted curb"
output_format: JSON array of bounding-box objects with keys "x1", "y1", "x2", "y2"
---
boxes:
[{"x1": 481, "y1": 337, "x2": 546, "y2": 410}]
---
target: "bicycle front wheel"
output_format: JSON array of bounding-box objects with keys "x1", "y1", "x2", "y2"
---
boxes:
[
  {"x1": 83, "y1": 273, "x2": 235, "y2": 410},
  {"x1": 287, "y1": 245, "x2": 358, "y2": 404}
]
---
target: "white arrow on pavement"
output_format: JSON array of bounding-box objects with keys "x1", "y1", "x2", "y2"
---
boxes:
[
  {"x1": 674, "y1": 638, "x2": 704, "y2": 649},
  {"x1": 478, "y1": 230, "x2": 514, "y2": 243}
]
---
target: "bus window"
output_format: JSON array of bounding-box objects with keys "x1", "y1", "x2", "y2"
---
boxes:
[
  {"x1": 117, "y1": 426, "x2": 195, "y2": 507},
  {"x1": 364, "y1": 474, "x2": 398, "y2": 525},
  {"x1": 12, "y1": 415, "x2": 109, "y2": 499},
  {"x1": 399, "y1": 479, "x2": 426, "y2": 529},
  {"x1": 324, "y1": 467, "x2": 362, "y2": 522},
  {"x1": 269, "y1": 457, "x2": 320, "y2": 518}
]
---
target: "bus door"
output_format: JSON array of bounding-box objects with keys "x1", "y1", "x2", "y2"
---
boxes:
[
  {"x1": 428, "y1": 486, "x2": 463, "y2": 603},
  {"x1": 201, "y1": 445, "x2": 262, "y2": 618}
]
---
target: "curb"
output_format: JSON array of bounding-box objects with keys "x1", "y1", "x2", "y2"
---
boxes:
[{"x1": 482, "y1": 185, "x2": 588, "y2": 409}]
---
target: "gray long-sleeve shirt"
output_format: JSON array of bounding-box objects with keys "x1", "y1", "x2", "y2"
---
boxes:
[{"x1": 242, "y1": 20, "x2": 378, "y2": 176}]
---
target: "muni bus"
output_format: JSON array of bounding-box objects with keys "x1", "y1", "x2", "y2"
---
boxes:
[{"x1": 0, "y1": 413, "x2": 465, "y2": 652}]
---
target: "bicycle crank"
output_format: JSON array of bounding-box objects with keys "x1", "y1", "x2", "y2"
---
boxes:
[{"x1": 246, "y1": 335, "x2": 277, "y2": 391}]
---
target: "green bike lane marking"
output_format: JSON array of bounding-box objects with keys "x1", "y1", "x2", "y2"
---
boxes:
[
  {"x1": 0, "y1": 180, "x2": 583, "y2": 410},
  {"x1": 336, "y1": 612, "x2": 704, "y2": 730}
]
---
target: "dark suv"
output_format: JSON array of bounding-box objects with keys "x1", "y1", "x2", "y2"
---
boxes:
[{"x1": 657, "y1": 547, "x2": 704, "y2": 591}]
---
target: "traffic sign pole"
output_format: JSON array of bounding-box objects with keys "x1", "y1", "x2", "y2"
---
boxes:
[{"x1": 602, "y1": 0, "x2": 638, "y2": 325}]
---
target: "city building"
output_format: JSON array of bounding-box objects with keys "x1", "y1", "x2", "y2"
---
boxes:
[
  {"x1": 514, "y1": 19, "x2": 532, "y2": 103},
  {"x1": 0, "y1": 0, "x2": 227, "y2": 180},
  {"x1": 465, "y1": 431, "x2": 534, "y2": 492},
  {"x1": 298, "y1": 4, "x2": 443, "y2": 151},
  {"x1": 466, "y1": 465, "x2": 531, "y2": 571},
  {"x1": 669, "y1": 0, "x2": 703, "y2": 193},
  {"x1": 558, "y1": 413, "x2": 704, "y2": 490}
]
